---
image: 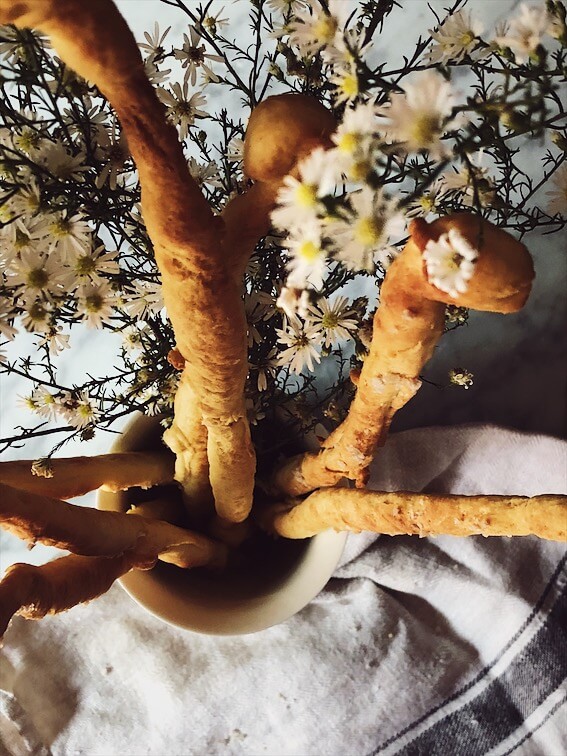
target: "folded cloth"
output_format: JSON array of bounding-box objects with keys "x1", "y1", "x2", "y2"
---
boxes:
[{"x1": 1, "y1": 425, "x2": 566, "y2": 756}]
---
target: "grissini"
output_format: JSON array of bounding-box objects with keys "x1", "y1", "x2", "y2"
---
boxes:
[
  {"x1": 0, "y1": 483, "x2": 227, "y2": 569},
  {"x1": 273, "y1": 214, "x2": 535, "y2": 496},
  {"x1": 261, "y1": 488, "x2": 567, "y2": 541},
  {"x1": 0, "y1": 0, "x2": 254, "y2": 523},
  {"x1": 0, "y1": 553, "x2": 139, "y2": 638},
  {"x1": 0, "y1": 452, "x2": 174, "y2": 499}
]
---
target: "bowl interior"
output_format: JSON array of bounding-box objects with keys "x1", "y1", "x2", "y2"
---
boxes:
[{"x1": 97, "y1": 414, "x2": 347, "y2": 635}]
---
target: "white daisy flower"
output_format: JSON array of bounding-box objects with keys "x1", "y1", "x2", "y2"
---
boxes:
[
  {"x1": 376, "y1": 71, "x2": 459, "y2": 158},
  {"x1": 95, "y1": 121, "x2": 128, "y2": 190},
  {"x1": 494, "y1": 3, "x2": 549, "y2": 62},
  {"x1": 157, "y1": 83, "x2": 208, "y2": 140},
  {"x1": 0, "y1": 299, "x2": 17, "y2": 341},
  {"x1": 20, "y1": 298, "x2": 52, "y2": 334},
  {"x1": 422, "y1": 228, "x2": 478, "y2": 297},
  {"x1": 251, "y1": 348, "x2": 279, "y2": 392},
  {"x1": 405, "y1": 180, "x2": 447, "y2": 219},
  {"x1": 9, "y1": 249, "x2": 67, "y2": 298},
  {"x1": 428, "y1": 10, "x2": 484, "y2": 64},
  {"x1": 37, "y1": 325, "x2": 71, "y2": 356},
  {"x1": 61, "y1": 245, "x2": 120, "y2": 289},
  {"x1": 276, "y1": 319, "x2": 322, "y2": 374},
  {"x1": 545, "y1": 164, "x2": 567, "y2": 216},
  {"x1": 306, "y1": 295, "x2": 358, "y2": 348},
  {"x1": 288, "y1": 0, "x2": 348, "y2": 56},
  {"x1": 174, "y1": 26, "x2": 223, "y2": 86},
  {"x1": 31, "y1": 386, "x2": 59, "y2": 419},
  {"x1": 143, "y1": 56, "x2": 172, "y2": 87},
  {"x1": 332, "y1": 101, "x2": 378, "y2": 158},
  {"x1": 17, "y1": 391, "x2": 41, "y2": 414},
  {"x1": 271, "y1": 147, "x2": 336, "y2": 231},
  {"x1": 139, "y1": 23, "x2": 171, "y2": 58},
  {"x1": 330, "y1": 61, "x2": 359, "y2": 106},
  {"x1": 202, "y1": 6, "x2": 229, "y2": 35},
  {"x1": 226, "y1": 137, "x2": 245, "y2": 163},
  {"x1": 266, "y1": 0, "x2": 308, "y2": 13},
  {"x1": 61, "y1": 390, "x2": 100, "y2": 429},
  {"x1": 9, "y1": 181, "x2": 41, "y2": 218},
  {"x1": 188, "y1": 157, "x2": 222, "y2": 188},
  {"x1": 121, "y1": 325, "x2": 144, "y2": 354},
  {"x1": 119, "y1": 279, "x2": 164, "y2": 318},
  {"x1": 276, "y1": 286, "x2": 311, "y2": 320},
  {"x1": 330, "y1": 187, "x2": 404, "y2": 271},
  {"x1": 47, "y1": 212, "x2": 92, "y2": 261},
  {"x1": 39, "y1": 140, "x2": 90, "y2": 182},
  {"x1": 0, "y1": 215, "x2": 46, "y2": 267},
  {"x1": 286, "y1": 222, "x2": 327, "y2": 290},
  {"x1": 441, "y1": 160, "x2": 496, "y2": 207},
  {"x1": 77, "y1": 281, "x2": 117, "y2": 329}
]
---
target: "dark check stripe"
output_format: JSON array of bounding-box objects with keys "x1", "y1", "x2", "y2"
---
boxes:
[
  {"x1": 373, "y1": 553, "x2": 567, "y2": 753},
  {"x1": 500, "y1": 693, "x2": 567, "y2": 756},
  {"x1": 389, "y1": 580, "x2": 567, "y2": 755}
]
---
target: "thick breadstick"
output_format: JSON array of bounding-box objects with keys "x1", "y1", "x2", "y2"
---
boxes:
[
  {"x1": 162, "y1": 380, "x2": 213, "y2": 519},
  {"x1": 0, "y1": 452, "x2": 174, "y2": 499},
  {"x1": 262, "y1": 489, "x2": 567, "y2": 541},
  {"x1": 0, "y1": 553, "x2": 138, "y2": 638},
  {"x1": 273, "y1": 214, "x2": 535, "y2": 495},
  {"x1": 0, "y1": 0, "x2": 254, "y2": 523},
  {"x1": 0, "y1": 483, "x2": 227, "y2": 568}
]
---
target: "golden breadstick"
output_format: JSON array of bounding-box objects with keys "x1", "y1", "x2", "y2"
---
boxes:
[
  {"x1": 261, "y1": 488, "x2": 567, "y2": 541},
  {"x1": 0, "y1": 452, "x2": 174, "y2": 499},
  {"x1": 273, "y1": 214, "x2": 534, "y2": 495},
  {"x1": 0, "y1": 553, "x2": 138, "y2": 638},
  {"x1": 0, "y1": 0, "x2": 255, "y2": 523},
  {"x1": 0, "y1": 483, "x2": 227, "y2": 568},
  {"x1": 162, "y1": 379, "x2": 213, "y2": 519}
]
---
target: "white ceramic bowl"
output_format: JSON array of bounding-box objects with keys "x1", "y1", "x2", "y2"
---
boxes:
[{"x1": 97, "y1": 414, "x2": 347, "y2": 635}]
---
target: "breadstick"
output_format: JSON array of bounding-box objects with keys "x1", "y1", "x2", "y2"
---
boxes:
[
  {"x1": 0, "y1": 483, "x2": 227, "y2": 569},
  {"x1": 261, "y1": 488, "x2": 567, "y2": 541},
  {"x1": 162, "y1": 379, "x2": 213, "y2": 520},
  {"x1": 0, "y1": 0, "x2": 254, "y2": 522},
  {"x1": 273, "y1": 214, "x2": 534, "y2": 495},
  {"x1": 0, "y1": 553, "x2": 138, "y2": 638},
  {"x1": 0, "y1": 452, "x2": 174, "y2": 499}
]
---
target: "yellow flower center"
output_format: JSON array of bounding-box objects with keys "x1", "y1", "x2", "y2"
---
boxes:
[
  {"x1": 85, "y1": 293, "x2": 104, "y2": 312},
  {"x1": 77, "y1": 403, "x2": 94, "y2": 419},
  {"x1": 14, "y1": 128, "x2": 41, "y2": 153},
  {"x1": 28, "y1": 267, "x2": 49, "y2": 288},
  {"x1": 339, "y1": 73, "x2": 358, "y2": 100},
  {"x1": 314, "y1": 15, "x2": 338, "y2": 43},
  {"x1": 460, "y1": 30, "x2": 475, "y2": 46},
  {"x1": 50, "y1": 218, "x2": 71, "y2": 237},
  {"x1": 408, "y1": 113, "x2": 440, "y2": 148},
  {"x1": 321, "y1": 312, "x2": 339, "y2": 329},
  {"x1": 294, "y1": 183, "x2": 318, "y2": 208},
  {"x1": 297, "y1": 240, "x2": 322, "y2": 262},
  {"x1": 29, "y1": 302, "x2": 48, "y2": 322},
  {"x1": 337, "y1": 133, "x2": 358, "y2": 154},
  {"x1": 75, "y1": 255, "x2": 96, "y2": 275},
  {"x1": 355, "y1": 217, "x2": 382, "y2": 247},
  {"x1": 419, "y1": 195, "x2": 436, "y2": 212}
]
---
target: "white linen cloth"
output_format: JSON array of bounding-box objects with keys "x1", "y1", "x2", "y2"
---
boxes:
[{"x1": 1, "y1": 424, "x2": 566, "y2": 756}]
